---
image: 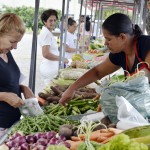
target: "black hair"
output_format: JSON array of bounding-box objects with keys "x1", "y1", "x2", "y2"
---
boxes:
[
  {"x1": 68, "y1": 18, "x2": 76, "y2": 26},
  {"x1": 41, "y1": 9, "x2": 58, "y2": 24},
  {"x1": 85, "y1": 20, "x2": 91, "y2": 31},
  {"x1": 102, "y1": 13, "x2": 142, "y2": 38}
]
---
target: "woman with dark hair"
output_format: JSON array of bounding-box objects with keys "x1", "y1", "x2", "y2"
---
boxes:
[
  {"x1": 79, "y1": 16, "x2": 92, "y2": 49},
  {"x1": 63, "y1": 18, "x2": 80, "y2": 59},
  {"x1": 85, "y1": 16, "x2": 91, "y2": 32},
  {"x1": 38, "y1": 9, "x2": 68, "y2": 85},
  {"x1": 59, "y1": 13, "x2": 150, "y2": 105}
]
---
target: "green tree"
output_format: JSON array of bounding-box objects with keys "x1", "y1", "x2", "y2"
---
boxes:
[{"x1": 1, "y1": 5, "x2": 61, "y2": 31}]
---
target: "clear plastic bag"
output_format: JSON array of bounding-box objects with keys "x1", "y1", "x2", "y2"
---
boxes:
[
  {"x1": 115, "y1": 96, "x2": 149, "y2": 130},
  {"x1": 19, "y1": 98, "x2": 44, "y2": 116}
]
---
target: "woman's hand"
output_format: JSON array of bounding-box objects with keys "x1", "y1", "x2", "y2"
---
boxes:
[
  {"x1": 59, "y1": 87, "x2": 75, "y2": 106},
  {"x1": 20, "y1": 85, "x2": 35, "y2": 99},
  {"x1": 4, "y1": 92, "x2": 24, "y2": 108}
]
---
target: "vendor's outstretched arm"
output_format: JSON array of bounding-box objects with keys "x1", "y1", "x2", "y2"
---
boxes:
[{"x1": 59, "y1": 57, "x2": 120, "y2": 105}]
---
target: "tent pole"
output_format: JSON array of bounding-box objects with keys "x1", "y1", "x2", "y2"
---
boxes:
[
  {"x1": 76, "y1": 0, "x2": 84, "y2": 53},
  {"x1": 29, "y1": 0, "x2": 40, "y2": 93},
  {"x1": 59, "y1": 0, "x2": 66, "y2": 71}
]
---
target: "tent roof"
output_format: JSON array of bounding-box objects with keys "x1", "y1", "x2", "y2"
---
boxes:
[
  {"x1": 87, "y1": 0, "x2": 135, "y2": 4},
  {"x1": 86, "y1": 0, "x2": 137, "y2": 11}
]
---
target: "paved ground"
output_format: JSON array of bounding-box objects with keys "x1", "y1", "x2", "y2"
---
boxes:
[{"x1": 11, "y1": 33, "x2": 45, "y2": 95}]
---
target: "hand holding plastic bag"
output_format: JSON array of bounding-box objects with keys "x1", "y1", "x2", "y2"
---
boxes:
[
  {"x1": 116, "y1": 96, "x2": 149, "y2": 130},
  {"x1": 19, "y1": 98, "x2": 44, "y2": 116}
]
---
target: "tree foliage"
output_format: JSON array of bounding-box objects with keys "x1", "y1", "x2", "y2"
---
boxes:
[{"x1": 1, "y1": 5, "x2": 61, "y2": 31}]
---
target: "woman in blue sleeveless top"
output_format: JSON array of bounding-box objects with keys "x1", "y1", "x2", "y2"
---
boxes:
[{"x1": 0, "y1": 13, "x2": 35, "y2": 137}]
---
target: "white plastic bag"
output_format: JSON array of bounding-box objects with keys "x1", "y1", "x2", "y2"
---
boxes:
[
  {"x1": 116, "y1": 96, "x2": 149, "y2": 130},
  {"x1": 81, "y1": 112, "x2": 105, "y2": 122},
  {"x1": 19, "y1": 98, "x2": 44, "y2": 116}
]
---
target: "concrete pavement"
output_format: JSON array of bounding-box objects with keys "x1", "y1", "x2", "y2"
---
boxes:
[{"x1": 12, "y1": 33, "x2": 44, "y2": 95}]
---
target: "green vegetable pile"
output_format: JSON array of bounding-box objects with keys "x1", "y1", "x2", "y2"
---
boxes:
[
  {"x1": 77, "y1": 132, "x2": 149, "y2": 150},
  {"x1": 46, "y1": 145, "x2": 69, "y2": 150},
  {"x1": 98, "y1": 134, "x2": 148, "y2": 150},
  {"x1": 11, "y1": 114, "x2": 71, "y2": 135},
  {"x1": 44, "y1": 98, "x2": 99, "y2": 116},
  {"x1": 77, "y1": 141, "x2": 102, "y2": 150}
]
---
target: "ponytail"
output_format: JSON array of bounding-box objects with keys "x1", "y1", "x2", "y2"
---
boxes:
[
  {"x1": 133, "y1": 24, "x2": 143, "y2": 38},
  {"x1": 85, "y1": 21, "x2": 90, "y2": 31}
]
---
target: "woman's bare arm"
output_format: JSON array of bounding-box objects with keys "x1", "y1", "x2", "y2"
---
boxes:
[{"x1": 59, "y1": 57, "x2": 120, "y2": 105}]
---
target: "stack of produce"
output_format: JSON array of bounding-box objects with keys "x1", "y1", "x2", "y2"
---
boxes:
[
  {"x1": 71, "y1": 53, "x2": 107, "y2": 69},
  {"x1": 71, "y1": 60, "x2": 89, "y2": 69},
  {"x1": 72, "y1": 54, "x2": 84, "y2": 62},
  {"x1": 11, "y1": 114, "x2": 76, "y2": 135},
  {"x1": 66, "y1": 121, "x2": 119, "y2": 150},
  {"x1": 89, "y1": 38, "x2": 107, "y2": 51},
  {"x1": 3, "y1": 131, "x2": 70, "y2": 150},
  {"x1": 59, "y1": 68, "x2": 88, "y2": 80},
  {"x1": 43, "y1": 98, "x2": 99, "y2": 116},
  {"x1": 66, "y1": 121, "x2": 149, "y2": 150},
  {"x1": 38, "y1": 85, "x2": 100, "y2": 106}
]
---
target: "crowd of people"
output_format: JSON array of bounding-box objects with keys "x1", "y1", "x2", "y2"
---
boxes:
[
  {"x1": 38, "y1": 9, "x2": 69, "y2": 85},
  {"x1": 0, "y1": 8, "x2": 150, "y2": 138},
  {"x1": 38, "y1": 10, "x2": 99, "y2": 84}
]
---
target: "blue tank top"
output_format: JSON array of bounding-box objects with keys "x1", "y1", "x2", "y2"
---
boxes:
[{"x1": 0, "y1": 52, "x2": 21, "y2": 128}]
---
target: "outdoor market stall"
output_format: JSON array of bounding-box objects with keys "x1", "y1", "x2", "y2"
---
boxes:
[{"x1": 0, "y1": 0, "x2": 150, "y2": 150}]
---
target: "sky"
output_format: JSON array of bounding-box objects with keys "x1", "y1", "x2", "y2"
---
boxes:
[
  {"x1": 0, "y1": 0, "x2": 92, "y2": 20},
  {"x1": 0, "y1": 0, "x2": 62, "y2": 10}
]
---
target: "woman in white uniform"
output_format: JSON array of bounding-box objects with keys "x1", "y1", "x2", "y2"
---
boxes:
[
  {"x1": 38, "y1": 9, "x2": 68, "y2": 85},
  {"x1": 63, "y1": 18, "x2": 80, "y2": 59}
]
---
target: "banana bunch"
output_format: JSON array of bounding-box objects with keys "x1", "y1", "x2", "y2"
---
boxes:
[{"x1": 72, "y1": 54, "x2": 84, "y2": 61}]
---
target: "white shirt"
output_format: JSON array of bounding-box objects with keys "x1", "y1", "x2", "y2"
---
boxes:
[
  {"x1": 63, "y1": 31, "x2": 78, "y2": 59},
  {"x1": 92, "y1": 22, "x2": 100, "y2": 37},
  {"x1": 38, "y1": 26, "x2": 59, "y2": 56},
  {"x1": 38, "y1": 26, "x2": 59, "y2": 85}
]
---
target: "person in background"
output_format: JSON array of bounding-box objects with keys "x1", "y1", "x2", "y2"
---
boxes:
[
  {"x1": 38, "y1": 9, "x2": 68, "y2": 85},
  {"x1": 79, "y1": 15, "x2": 92, "y2": 50},
  {"x1": 80, "y1": 15, "x2": 84, "y2": 24},
  {"x1": 0, "y1": 13, "x2": 35, "y2": 137},
  {"x1": 59, "y1": 13, "x2": 150, "y2": 106},
  {"x1": 59, "y1": 15, "x2": 66, "y2": 33},
  {"x1": 63, "y1": 18, "x2": 80, "y2": 60},
  {"x1": 78, "y1": 15, "x2": 84, "y2": 41},
  {"x1": 91, "y1": 21, "x2": 100, "y2": 40}
]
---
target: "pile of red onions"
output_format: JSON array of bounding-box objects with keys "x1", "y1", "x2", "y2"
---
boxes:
[{"x1": 5, "y1": 132, "x2": 70, "y2": 150}]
